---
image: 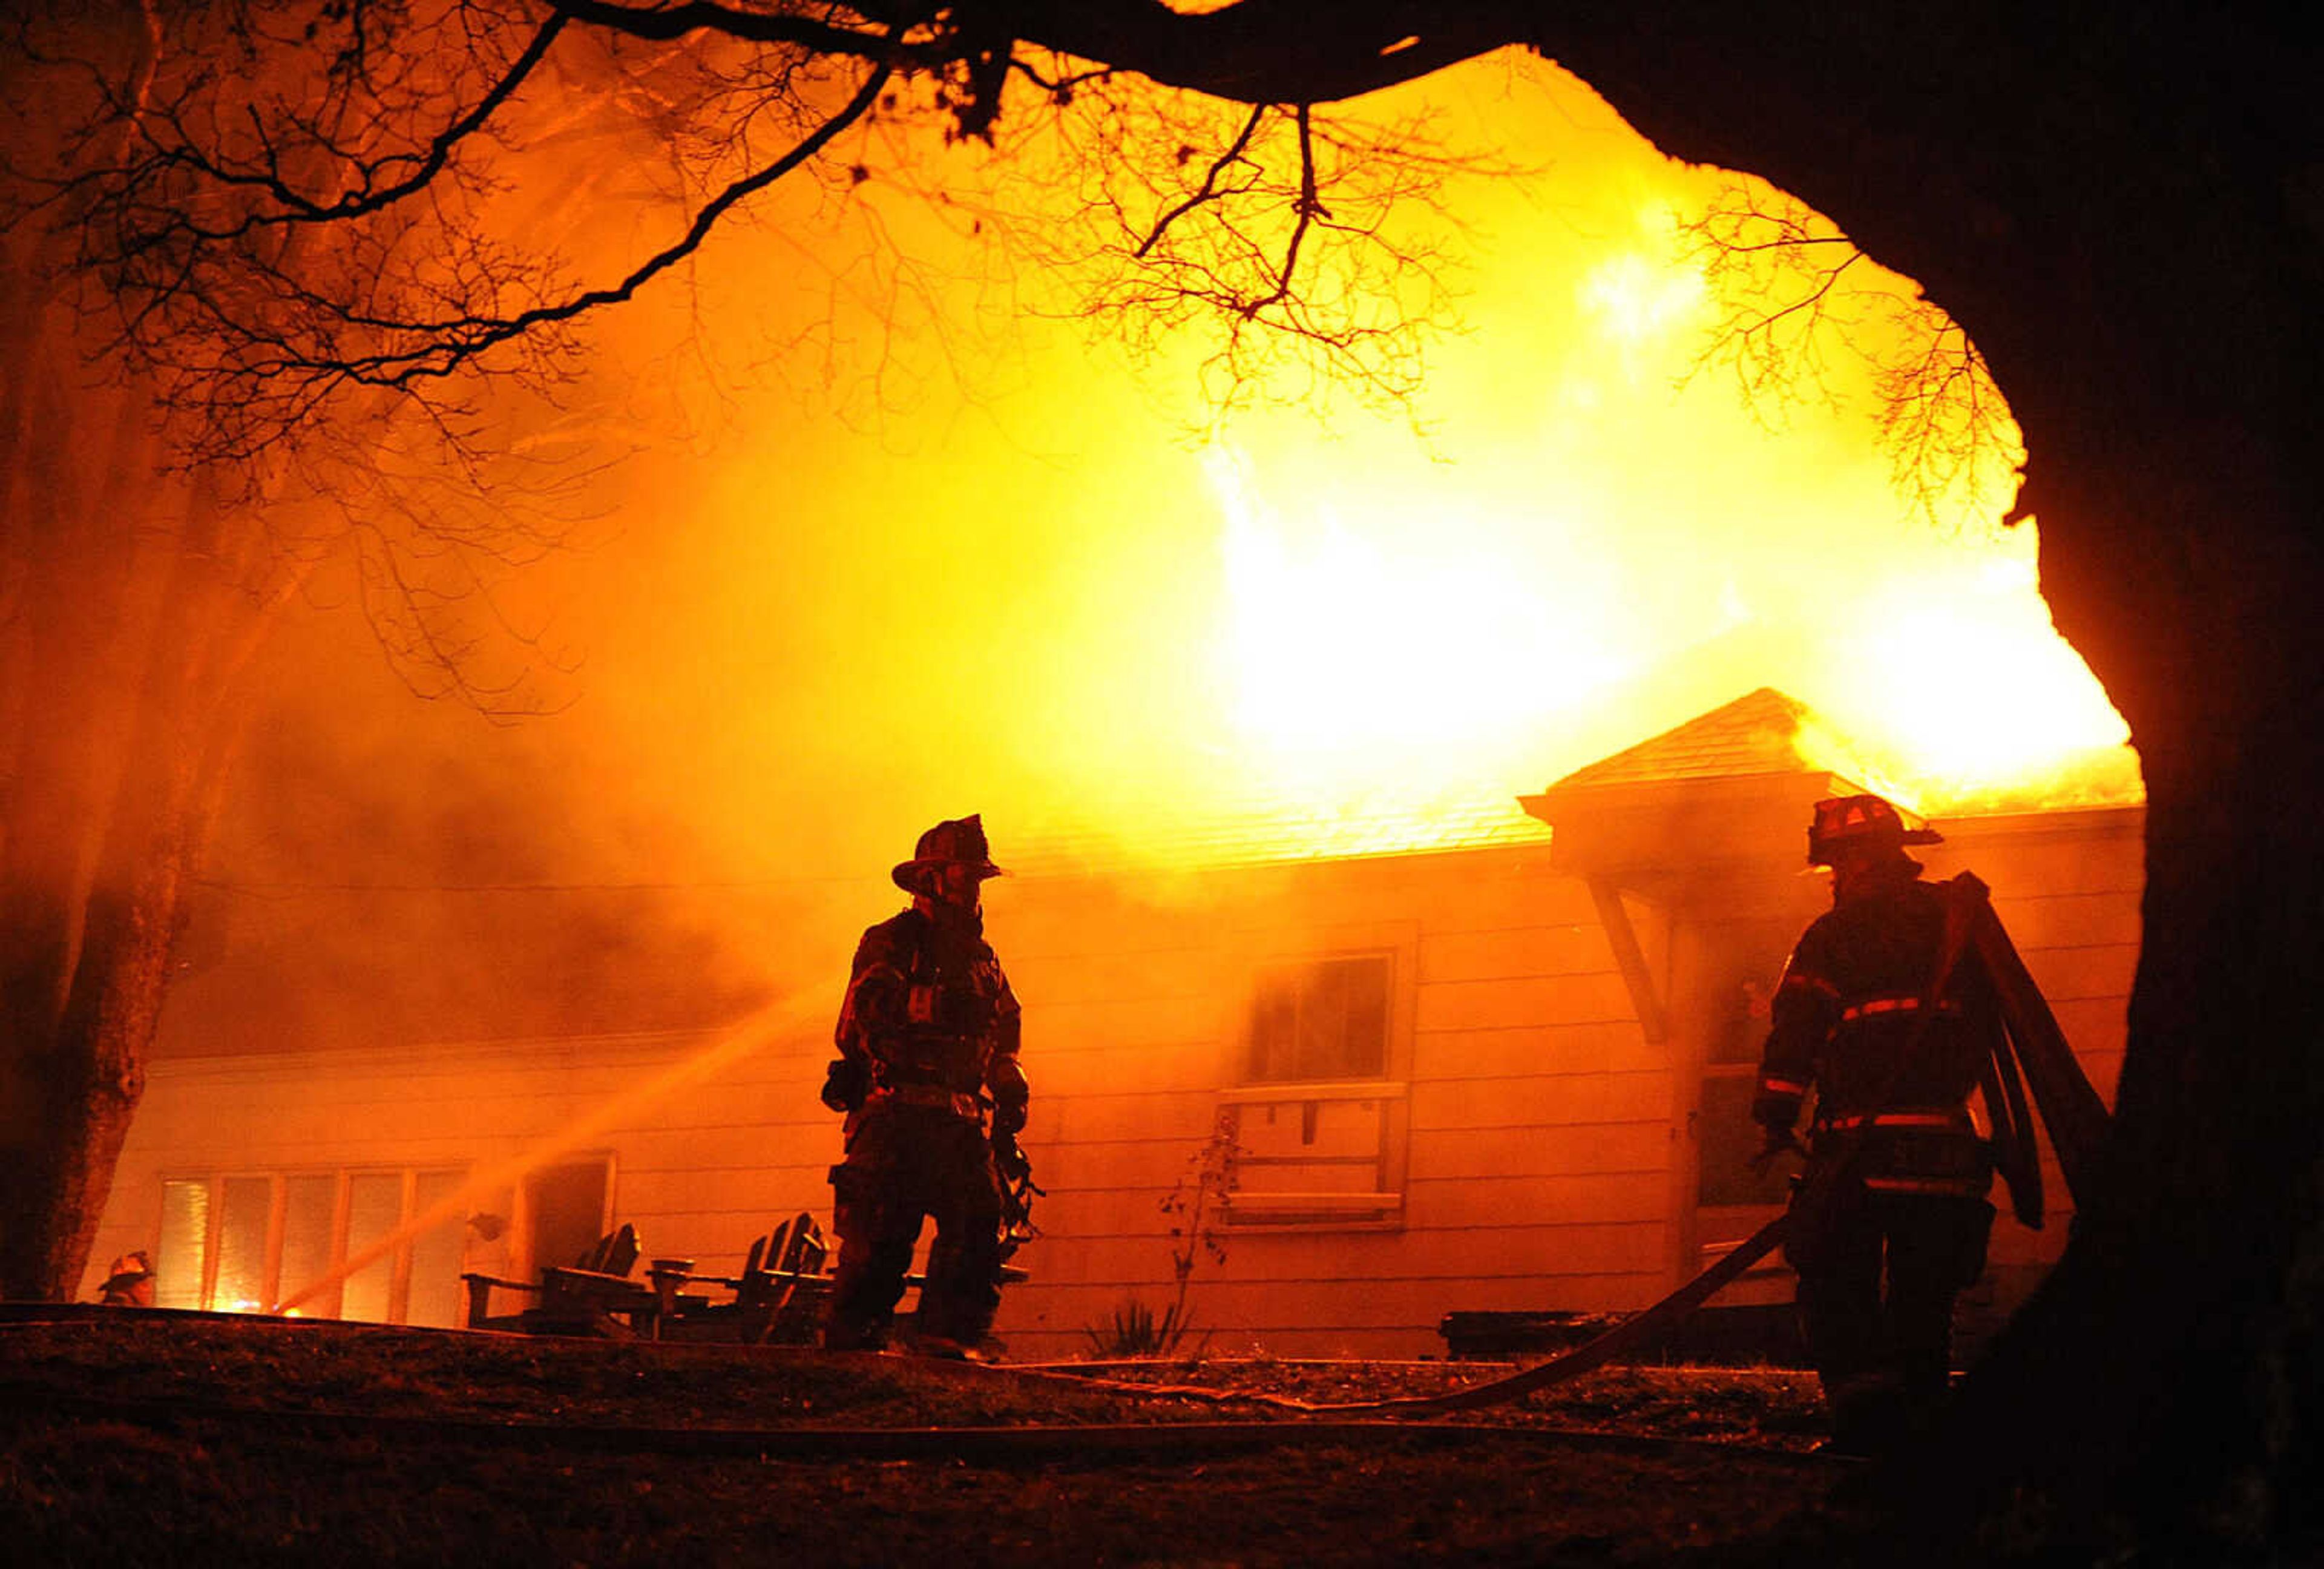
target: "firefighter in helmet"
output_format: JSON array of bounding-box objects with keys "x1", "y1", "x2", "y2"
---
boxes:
[
  {"x1": 1753, "y1": 794, "x2": 2001, "y2": 1455},
  {"x1": 819, "y1": 814, "x2": 1028, "y2": 1355},
  {"x1": 97, "y1": 1251, "x2": 155, "y2": 1308}
]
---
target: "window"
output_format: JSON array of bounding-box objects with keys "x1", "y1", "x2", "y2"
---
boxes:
[
  {"x1": 1244, "y1": 955, "x2": 1391, "y2": 1082},
  {"x1": 1222, "y1": 950, "x2": 1409, "y2": 1228},
  {"x1": 155, "y1": 1166, "x2": 470, "y2": 1326}
]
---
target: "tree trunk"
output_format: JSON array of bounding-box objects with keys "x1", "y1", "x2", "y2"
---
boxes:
[
  {"x1": 0, "y1": 248, "x2": 280, "y2": 1298},
  {"x1": 4, "y1": 491, "x2": 278, "y2": 1301},
  {"x1": 1924, "y1": 412, "x2": 2324, "y2": 1544}
]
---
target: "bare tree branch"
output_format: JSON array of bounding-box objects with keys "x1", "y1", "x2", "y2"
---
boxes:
[
  {"x1": 1681, "y1": 178, "x2": 2022, "y2": 527},
  {"x1": 1134, "y1": 101, "x2": 1265, "y2": 260}
]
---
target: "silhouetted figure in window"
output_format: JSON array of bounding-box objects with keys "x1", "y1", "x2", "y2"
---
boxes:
[
  {"x1": 821, "y1": 815, "x2": 1027, "y2": 1357},
  {"x1": 1754, "y1": 795, "x2": 2000, "y2": 1456}
]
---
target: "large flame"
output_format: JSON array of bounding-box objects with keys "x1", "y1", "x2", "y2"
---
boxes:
[
  {"x1": 1210, "y1": 449, "x2": 1635, "y2": 761},
  {"x1": 1207, "y1": 435, "x2": 2132, "y2": 831},
  {"x1": 1186, "y1": 168, "x2": 2137, "y2": 835}
]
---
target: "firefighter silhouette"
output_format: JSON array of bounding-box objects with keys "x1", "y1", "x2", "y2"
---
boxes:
[
  {"x1": 1754, "y1": 794, "x2": 2000, "y2": 1455},
  {"x1": 820, "y1": 815, "x2": 1028, "y2": 1355}
]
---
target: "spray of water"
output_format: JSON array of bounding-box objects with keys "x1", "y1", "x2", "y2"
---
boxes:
[{"x1": 269, "y1": 987, "x2": 828, "y2": 1317}]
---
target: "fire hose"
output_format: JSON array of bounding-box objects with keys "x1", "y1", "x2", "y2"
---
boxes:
[
  {"x1": 999, "y1": 1214, "x2": 1791, "y2": 1418},
  {"x1": 1311, "y1": 1212, "x2": 1793, "y2": 1415}
]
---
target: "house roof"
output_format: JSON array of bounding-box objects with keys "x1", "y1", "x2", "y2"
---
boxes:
[
  {"x1": 1515, "y1": 686, "x2": 1942, "y2": 884},
  {"x1": 1535, "y1": 686, "x2": 1825, "y2": 795},
  {"x1": 1011, "y1": 688, "x2": 1860, "y2": 880},
  {"x1": 1006, "y1": 791, "x2": 1552, "y2": 878}
]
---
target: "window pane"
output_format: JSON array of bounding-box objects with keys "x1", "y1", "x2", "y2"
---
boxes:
[
  {"x1": 1342, "y1": 959, "x2": 1390, "y2": 1077},
  {"x1": 1246, "y1": 956, "x2": 1392, "y2": 1084},
  {"x1": 1247, "y1": 975, "x2": 1298, "y2": 1082},
  {"x1": 278, "y1": 1176, "x2": 340, "y2": 1320},
  {"x1": 213, "y1": 1176, "x2": 273, "y2": 1313},
  {"x1": 404, "y1": 1169, "x2": 468, "y2": 1329},
  {"x1": 155, "y1": 1180, "x2": 210, "y2": 1309},
  {"x1": 341, "y1": 1173, "x2": 403, "y2": 1324},
  {"x1": 1298, "y1": 964, "x2": 1351, "y2": 1080}
]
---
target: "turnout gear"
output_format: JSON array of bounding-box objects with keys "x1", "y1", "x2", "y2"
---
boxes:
[
  {"x1": 1758, "y1": 796, "x2": 2001, "y2": 1452},
  {"x1": 826, "y1": 817, "x2": 1028, "y2": 1354}
]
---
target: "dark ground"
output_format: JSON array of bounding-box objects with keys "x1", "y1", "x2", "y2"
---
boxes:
[{"x1": 0, "y1": 1314, "x2": 2066, "y2": 1566}]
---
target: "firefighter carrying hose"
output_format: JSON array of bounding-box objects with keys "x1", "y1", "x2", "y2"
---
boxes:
[
  {"x1": 820, "y1": 815, "x2": 1029, "y2": 1357},
  {"x1": 1753, "y1": 794, "x2": 2003, "y2": 1456}
]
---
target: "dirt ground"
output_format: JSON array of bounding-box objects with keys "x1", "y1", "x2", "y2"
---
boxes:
[{"x1": 0, "y1": 1313, "x2": 1996, "y2": 1566}]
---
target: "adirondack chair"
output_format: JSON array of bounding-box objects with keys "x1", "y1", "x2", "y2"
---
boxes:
[
  {"x1": 655, "y1": 1212, "x2": 831, "y2": 1344},
  {"x1": 662, "y1": 1211, "x2": 1036, "y2": 1345},
  {"x1": 462, "y1": 1223, "x2": 660, "y2": 1337}
]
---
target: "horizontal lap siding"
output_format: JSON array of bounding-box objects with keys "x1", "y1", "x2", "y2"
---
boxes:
[
  {"x1": 1004, "y1": 1272, "x2": 1666, "y2": 1360},
  {"x1": 1411, "y1": 1072, "x2": 1670, "y2": 1131},
  {"x1": 1414, "y1": 1022, "x2": 1669, "y2": 1079},
  {"x1": 993, "y1": 849, "x2": 1665, "y2": 1357},
  {"x1": 1016, "y1": 1223, "x2": 1666, "y2": 1288}
]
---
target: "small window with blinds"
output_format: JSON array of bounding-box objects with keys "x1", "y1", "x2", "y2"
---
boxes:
[{"x1": 152, "y1": 1167, "x2": 470, "y2": 1325}]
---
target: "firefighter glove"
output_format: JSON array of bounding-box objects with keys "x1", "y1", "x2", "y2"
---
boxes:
[
  {"x1": 988, "y1": 1058, "x2": 1029, "y2": 1136},
  {"x1": 820, "y1": 1058, "x2": 870, "y2": 1113},
  {"x1": 992, "y1": 1133, "x2": 1032, "y2": 1186}
]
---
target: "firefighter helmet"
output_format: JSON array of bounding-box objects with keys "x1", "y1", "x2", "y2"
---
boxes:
[
  {"x1": 892, "y1": 814, "x2": 1006, "y2": 892},
  {"x1": 98, "y1": 1251, "x2": 154, "y2": 1306},
  {"x1": 1807, "y1": 794, "x2": 1942, "y2": 866}
]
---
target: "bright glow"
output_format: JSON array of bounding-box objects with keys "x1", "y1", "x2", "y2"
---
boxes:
[
  {"x1": 1834, "y1": 568, "x2": 2128, "y2": 794},
  {"x1": 1209, "y1": 451, "x2": 1630, "y2": 766},
  {"x1": 1582, "y1": 247, "x2": 1710, "y2": 355}
]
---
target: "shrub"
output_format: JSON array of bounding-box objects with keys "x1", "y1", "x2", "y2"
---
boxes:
[{"x1": 1082, "y1": 1298, "x2": 1201, "y2": 1359}]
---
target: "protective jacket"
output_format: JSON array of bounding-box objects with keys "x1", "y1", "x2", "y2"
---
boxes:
[
  {"x1": 1754, "y1": 874, "x2": 2000, "y2": 1199},
  {"x1": 830, "y1": 904, "x2": 1025, "y2": 1127},
  {"x1": 822, "y1": 900, "x2": 1025, "y2": 1352}
]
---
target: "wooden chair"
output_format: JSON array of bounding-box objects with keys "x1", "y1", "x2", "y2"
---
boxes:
[
  {"x1": 463, "y1": 1223, "x2": 660, "y2": 1337},
  {"x1": 676, "y1": 1212, "x2": 1032, "y2": 1344},
  {"x1": 657, "y1": 1212, "x2": 832, "y2": 1344}
]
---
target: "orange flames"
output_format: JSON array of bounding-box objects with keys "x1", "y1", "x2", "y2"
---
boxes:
[
  {"x1": 1205, "y1": 435, "x2": 2135, "y2": 841},
  {"x1": 1177, "y1": 117, "x2": 2139, "y2": 838}
]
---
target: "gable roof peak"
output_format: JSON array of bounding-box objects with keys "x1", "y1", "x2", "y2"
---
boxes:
[{"x1": 1538, "y1": 686, "x2": 1824, "y2": 795}]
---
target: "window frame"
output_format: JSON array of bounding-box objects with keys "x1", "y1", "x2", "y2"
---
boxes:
[
  {"x1": 1219, "y1": 927, "x2": 1417, "y2": 1232},
  {"x1": 155, "y1": 1163, "x2": 473, "y2": 1324}
]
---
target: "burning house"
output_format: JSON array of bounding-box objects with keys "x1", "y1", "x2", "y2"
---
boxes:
[{"x1": 84, "y1": 686, "x2": 2136, "y2": 1359}]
